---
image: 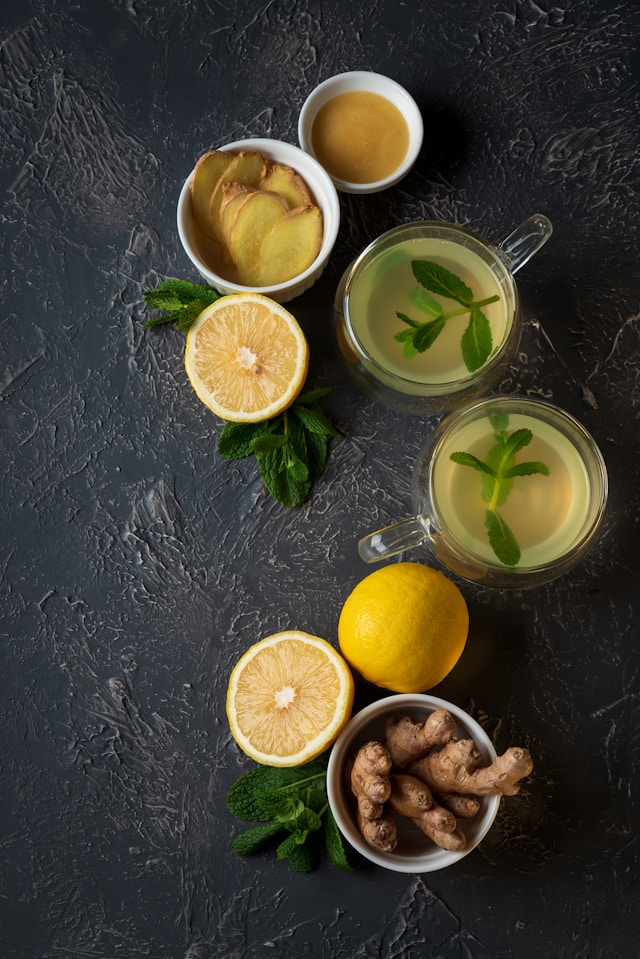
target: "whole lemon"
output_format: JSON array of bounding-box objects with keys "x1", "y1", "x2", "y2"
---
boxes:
[{"x1": 338, "y1": 563, "x2": 469, "y2": 693}]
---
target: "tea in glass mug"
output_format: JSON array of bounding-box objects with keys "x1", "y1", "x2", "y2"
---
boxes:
[
  {"x1": 334, "y1": 217, "x2": 552, "y2": 413},
  {"x1": 359, "y1": 396, "x2": 608, "y2": 588}
]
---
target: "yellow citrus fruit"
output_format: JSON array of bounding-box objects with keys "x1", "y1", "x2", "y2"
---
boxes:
[
  {"x1": 226, "y1": 630, "x2": 354, "y2": 767},
  {"x1": 184, "y1": 293, "x2": 309, "y2": 422},
  {"x1": 338, "y1": 563, "x2": 469, "y2": 693}
]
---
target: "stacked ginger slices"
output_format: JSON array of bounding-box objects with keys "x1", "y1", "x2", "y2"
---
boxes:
[{"x1": 190, "y1": 149, "x2": 323, "y2": 286}]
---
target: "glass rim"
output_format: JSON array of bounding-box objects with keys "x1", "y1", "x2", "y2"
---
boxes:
[
  {"x1": 342, "y1": 220, "x2": 520, "y2": 396},
  {"x1": 426, "y1": 394, "x2": 609, "y2": 576}
]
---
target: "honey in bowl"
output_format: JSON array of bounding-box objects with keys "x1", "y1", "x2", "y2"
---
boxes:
[{"x1": 310, "y1": 90, "x2": 410, "y2": 185}]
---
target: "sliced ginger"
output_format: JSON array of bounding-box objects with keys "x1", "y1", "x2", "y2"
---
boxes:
[
  {"x1": 259, "y1": 162, "x2": 313, "y2": 209},
  {"x1": 208, "y1": 150, "x2": 267, "y2": 240},
  {"x1": 348, "y1": 708, "x2": 533, "y2": 855},
  {"x1": 189, "y1": 148, "x2": 323, "y2": 286},
  {"x1": 255, "y1": 205, "x2": 323, "y2": 286},
  {"x1": 225, "y1": 190, "x2": 290, "y2": 285}
]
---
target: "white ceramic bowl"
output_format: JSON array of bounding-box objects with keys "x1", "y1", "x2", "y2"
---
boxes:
[
  {"x1": 177, "y1": 138, "x2": 340, "y2": 304},
  {"x1": 298, "y1": 71, "x2": 423, "y2": 194},
  {"x1": 326, "y1": 693, "x2": 500, "y2": 873}
]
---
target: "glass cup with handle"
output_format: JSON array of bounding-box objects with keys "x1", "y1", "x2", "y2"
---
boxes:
[
  {"x1": 334, "y1": 216, "x2": 553, "y2": 414},
  {"x1": 358, "y1": 395, "x2": 608, "y2": 588}
]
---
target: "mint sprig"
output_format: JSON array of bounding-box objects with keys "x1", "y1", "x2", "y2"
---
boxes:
[
  {"x1": 142, "y1": 281, "x2": 340, "y2": 507},
  {"x1": 143, "y1": 278, "x2": 221, "y2": 331},
  {"x1": 450, "y1": 417, "x2": 550, "y2": 566},
  {"x1": 394, "y1": 260, "x2": 500, "y2": 372},
  {"x1": 226, "y1": 754, "x2": 354, "y2": 873},
  {"x1": 218, "y1": 388, "x2": 340, "y2": 507}
]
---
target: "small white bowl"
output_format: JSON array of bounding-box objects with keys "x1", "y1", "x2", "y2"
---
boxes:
[
  {"x1": 327, "y1": 693, "x2": 500, "y2": 873},
  {"x1": 298, "y1": 71, "x2": 423, "y2": 194},
  {"x1": 177, "y1": 138, "x2": 340, "y2": 304}
]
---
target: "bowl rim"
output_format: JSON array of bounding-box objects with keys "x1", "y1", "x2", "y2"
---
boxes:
[
  {"x1": 177, "y1": 137, "x2": 340, "y2": 299},
  {"x1": 326, "y1": 693, "x2": 500, "y2": 873},
  {"x1": 297, "y1": 70, "x2": 424, "y2": 194}
]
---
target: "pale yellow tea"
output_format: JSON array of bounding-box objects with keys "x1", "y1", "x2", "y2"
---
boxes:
[
  {"x1": 432, "y1": 411, "x2": 592, "y2": 568},
  {"x1": 346, "y1": 236, "x2": 513, "y2": 388}
]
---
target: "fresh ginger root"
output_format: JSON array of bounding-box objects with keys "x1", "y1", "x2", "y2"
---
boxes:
[
  {"x1": 437, "y1": 792, "x2": 481, "y2": 819},
  {"x1": 385, "y1": 709, "x2": 458, "y2": 768},
  {"x1": 348, "y1": 710, "x2": 533, "y2": 856},
  {"x1": 357, "y1": 808, "x2": 397, "y2": 852},
  {"x1": 349, "y1": 741, "x2": 398, "y2": 851},
  {"x1": 410, "y1": 738, "x2": 534, "y2": 797}
]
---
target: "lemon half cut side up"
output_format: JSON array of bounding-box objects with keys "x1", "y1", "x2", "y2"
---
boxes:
[
  {"x1": 226, "y1": 630, "x2": 355, "y2": 767},
  {"x1": 185, "y1": 293, "x2": 310, "y2": 423}
]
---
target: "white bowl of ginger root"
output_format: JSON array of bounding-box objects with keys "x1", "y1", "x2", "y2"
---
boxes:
[
  {"x1": 177, "y1": 138, "x2": 340, "y2": 304},
  {"x1": 326, "y1": 694, "x2": 533, "y2": 873}
]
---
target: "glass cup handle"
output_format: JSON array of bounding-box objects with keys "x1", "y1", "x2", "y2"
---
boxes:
[
  {"x1": 358, "y1": 515, "x2": 431, "y2": 563},
  {"x1": 497, "y1": 213, "x2": 553, "y2": 274}
]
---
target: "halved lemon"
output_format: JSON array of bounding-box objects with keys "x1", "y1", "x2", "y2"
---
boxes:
[
  {"x1": 184, "y1": 293, "x2": 309, "y2": 422},
  {"x1": 226, "y1": 630, "x2": 354, "y2": 767}
]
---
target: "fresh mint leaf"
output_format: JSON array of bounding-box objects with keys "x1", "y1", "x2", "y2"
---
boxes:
[
  {"x1": 412, "y1": 259, "x2": 474, "y2": 306},
  {"x1": 461, "y1": 307, "x2": 493, "y2": 372},
  {"x1": 218, "y1": 420, "x2": 277, "y2": 459},
  {"x1": 450, "y1": 420, "x2": 550, "y2": 566},
  {"x1": 251, "y1": 434, "x2": 286, "y2": 454},
  {"x1": 503, "y1": 461, "x2": 550, "y2": 478},
  {"x1": 256, "y1": 444, "x2": 310, "y2": 506},
  {"x1": 216, "y1": 392, "x2": 338, "y2": 507},
  {"x1": 294, "y1": 387, "x2": 332, "y2": 404},
  {"x1": 410, "y1": 286, "x2": 443, "y2": 318},
  {"x1": 291, "y1": 404, "x2": 339, "y2": 437},
  {"x1": 227, "y1": 754, "x2": 353, "y2": 873},
  {"x1": 304, "y1": 430, "x2": 329, "y2": 483},
  {"x1": 394, "y1": 261, "x2": 500, "y2": 372},
  {"x1": 413, "y1": 315, "x2": 447, "y2": 353},
  {"x1": 324, "y1": 808, "x2": 355, "y2": 873},
  {"x1": 489, "y1": 412, "x2": 510, "y2": 432},
  {"x1": 232, "y1": 821, "x2": 286, "y2": 856},
  {"x1": 450, "y1": 451, "x2": 496, "y2": 476},
  {"x1": 485, "y1": 508, "x2": 521, "y2": 566},
  {"x1": 276, "y1": 833, "x2": 319, "y2": 872},
  {"x1": 501, "y1": 428, "x2": 534, "y2": 459},
  {"x1": 395, "y1": 311, "x2": 423, "y2": 330},
  {"x1": 143, "y1": 279, "x2": 221, "y2": 329}
]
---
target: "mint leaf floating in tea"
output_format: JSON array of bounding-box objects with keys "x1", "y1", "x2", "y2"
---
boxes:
[
  {"x1": 450, "y1": 425, "x2": 550, "y2": 566},
  {"x1": 393, "y1": 260, "x2": 500, "y2": 372}
]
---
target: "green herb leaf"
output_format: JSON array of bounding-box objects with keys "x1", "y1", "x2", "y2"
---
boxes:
[
  {"x1": 227, "y1": 754, "x2": 354, "y2": 873},
  {"x1": 413, "y1": 315, "x2": 447, "y2": 353},
  {"x1": 501, "y1": 428, "x2": 534, "y2": 459},
  {"x1": 217, "y1": 420, "x2": 278, "y2": 459},
  {"x1": 461, "y1": 308, "x2": 493, "y2": 372},
  {"x1": 450, "y1": 451, "x2": 496, "y2": 476},
  {"x1": 394, "y1": 262, "x2": 500, "y2": 371},
  {"x1": 485, "y1": 508, "x2": 521, "y2": 566},
  {"x1": 232, "y1": 821, "x2": 286, "y2": 856},
  {"x1": 143, "y1": 279, "x2": 221, "y2": 330},
  {"x1": 412, "y1": 260, "x2": 474, "y2": 306},
  {"x1": 503, "y1": 461, "x2": 550, "y2": 478},
  {"x1": 450, "y1": 420, "x2": 550, "y2": 566},
  {"x1": 409, "y1": 286, "x2": 444, "y2": 318},
  {"x1": 276, "y1": 833, "x2": 319, "y2": 872},
  {"x1": 291, "y1": 404, "x2": 340, "y2": 437},
  {"x1": 324, "y1": 807, "x2": 356, "y2": 872},
  {"x1": 251, "y1": 434, "x2": 287, "y2": 453},
  {"x1": 217, "y1": 392, "x2": 338, "y2": 507}
]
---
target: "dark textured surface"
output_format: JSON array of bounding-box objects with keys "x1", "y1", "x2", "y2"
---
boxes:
[{"x1": 1, "y1": 1, "x2": 639, "y2": 956}]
